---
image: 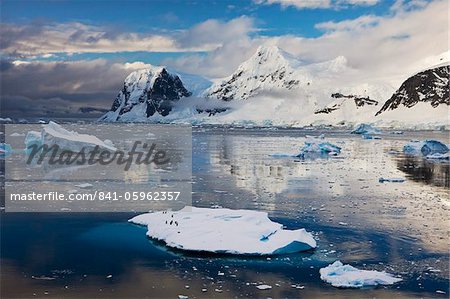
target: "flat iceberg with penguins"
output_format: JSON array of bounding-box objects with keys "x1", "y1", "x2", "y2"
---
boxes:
[
  {"x1": 129, "y1": 206, "x2": 317, "y2": 255},
  {"x1": 98, "y1": 45, "x2": 449, "y2": 130}
]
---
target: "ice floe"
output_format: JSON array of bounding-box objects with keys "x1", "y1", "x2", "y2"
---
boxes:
[
  {"x1": 319, "y1": 261, "x2": 402, "y2": 288},
  {"x1": 403, "y1": 140, "x2": 448, "y2": 156},
  {"x1": 362, "y1": 134, "x2": 382, "y2": 140},
  {"x1": 25, "y1": 121, "x2": 116, "y2": 152},
  {"x1": 426, "y1": 152, "x2": 450, "y2": 160},
  {"x1": 378, "y1": 177, "x2": 405, "y2": 183},
  {"x1": 256, "y1": 284, "x2": 272, "y2": 290},
  {"x1": 129, "y1": 206, "x2": 316, "y2": 255}
]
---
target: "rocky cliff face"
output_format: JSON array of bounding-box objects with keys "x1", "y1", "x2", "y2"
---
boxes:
[
  {"x1": 100, "y1": 66, "x2": 191, "y2": 121},
  {"x1": 376, "y1": 65, "x2": 449, "y2": 116},
  {"x1": 315, "y1": 93, "x2": 379, "y2": 114}
]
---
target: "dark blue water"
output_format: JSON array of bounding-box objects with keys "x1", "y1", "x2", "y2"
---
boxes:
[{"x1": 1, "y1": 127, "x2": 449, "y2": 298}]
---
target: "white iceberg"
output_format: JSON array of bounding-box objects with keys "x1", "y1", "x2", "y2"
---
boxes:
[
  {"x1": 351, "y1": 123, "x2": 380, "y2": 135},
  {"x1": 26, "y1": 121, "x2": 116, "y2": 152},
  {"x1": 297, "y1": 136, "x2": 341, "y2": 158},
  {"x1": 320, "y1": 261, "x2": 402, "y2": 288},
  {"x1": 403, "y1": 140, "x2": 448, "y2": 156},
  {"x1": 129, "y1": 206, "x2": 316, "y2": 255}
]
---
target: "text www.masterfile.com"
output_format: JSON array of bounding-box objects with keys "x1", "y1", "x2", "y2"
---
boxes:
[{"x1": 9, "y1": 191, "x2": 181, "y2": 201}]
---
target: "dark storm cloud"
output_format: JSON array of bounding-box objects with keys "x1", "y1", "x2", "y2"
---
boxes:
[{"x1": 0, "y1": 59, "x2": 133, "y2": 118}]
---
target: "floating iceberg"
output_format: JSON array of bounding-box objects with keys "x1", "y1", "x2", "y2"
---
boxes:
[
  {"x1": 378, "y1": 177, "x2": 405, "y2": 183},
  {"x1": 0, "y1": 143, "x2": 12, "y2": 157},
  {"x1": 426, "y1": 152, "x2": 450, "y2": 160},
  {"x1": 297, "y1": 136, "x2": 341, "y2": 158},
  {"x1": 351, "y1": 123, "x2": 380, "y2": 135},
  {"x1": 362, "y1": 134, "x2": 382, "y2": 140},
  {"x1": 129, "y1": 206, "x2": 316, "y2": 255},
  {"x1": 25, "y1": 122, "x2": 116, "y2": 152},
  {"x1": 403, "y1": 140, "x2": 448, "y2": 156},
  {"x1": 320, "y1": 261, "x2": 402, "y2": 288}
]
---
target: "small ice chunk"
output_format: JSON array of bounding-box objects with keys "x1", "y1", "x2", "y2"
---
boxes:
[
  {"x1": 320, "y1": 261, "x2": 402, "y2": 288},
  {"x1": 426, "y1": 152, "x2": 450, "y2": 160},
  {"x1": 75, "y1": 183, "x2": 93, "y2": 189},
  {"x1": 378, "y1": 177, "x2": 405, "y2": 183},
  {"x1": 256, "y1": 284, "x2": 272, "y2": 290},
  {"x1": 362, "y1": 134, "x2": 382, "y2": 140},
  {"x1": 129, "y1": 206, "x2": 316, "y2": 255},
  {"x1": 0, "y1": 143, "x2": 12, "y2": 157},
  {"x1": 10, "y1": 132, "x2": 25, "y2": 137},
  {"x1": 178, "y1": 295, "x2": 189, "y2": 299},
  {"x1": 351, "y1": 124, "x2": 380, "y2": 135},
  {"x1": 403, "y1": 140, "x2": 448, "y2": 156}
]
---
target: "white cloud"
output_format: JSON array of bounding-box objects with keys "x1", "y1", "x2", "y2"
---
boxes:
[
  {"x1": 315, "y1": 15, "x2": 381, "y2": 31},
  {"x1": 254, "y1": 0, "x2": 379, "y2": 9},
  {"x1": 0, "y1": 17, "x2": 255, "y2": 58},
  {"x1": 166, "y1": 0, "x2": 447, "y2": 82}
]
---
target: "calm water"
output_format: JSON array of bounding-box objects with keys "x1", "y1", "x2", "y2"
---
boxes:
[{"x1": 1, "y1": 127, "x2": 449, "y2": 298}]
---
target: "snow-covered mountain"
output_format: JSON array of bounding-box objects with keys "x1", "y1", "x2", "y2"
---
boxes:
[
  {"x1": 100, "y1": 66, "x2": 211, "y2": 122},
  {"x1": 99, "y1": 46, "x2": 449, "y2": 129},
  {"x1": 375, "y1": 65, "x2": 449, "y2": 116},
  {"x1": 206, "y1": 45, "x2": 347, "y2": 101}
]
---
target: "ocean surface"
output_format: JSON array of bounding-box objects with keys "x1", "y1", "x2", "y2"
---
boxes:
[{"x1": 1, "y1": 126, "x2": 449, "y2": 298}]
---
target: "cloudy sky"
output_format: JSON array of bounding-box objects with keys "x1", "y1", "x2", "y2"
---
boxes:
[{"x1": 0, "y1": 0, "x2": 448, "y2": 118}]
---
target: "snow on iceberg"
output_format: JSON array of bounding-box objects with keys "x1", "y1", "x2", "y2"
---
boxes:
[
  {"x1": 26, "y1": 122, "x2": 117, "y2": 152},
  {"x1": 129, "y1": 206, "x2": 317, "y2": 255},
  {"x1": 320, "y1": 261, "x2": 402, "y2": 288},
  {"x1": 403, "y1": 140, "x2": 449, "y2": 156},
  {"x1": 351, "y1": 123, "x2": 380, "y2": 135}
]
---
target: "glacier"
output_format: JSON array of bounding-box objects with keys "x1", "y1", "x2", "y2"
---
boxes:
[
  {"x1": 319, "y1": 261, "x2": 402, "y2": 288},
  {"x1": 129, "y1": 206, "x2": 317, "y2": 255}
]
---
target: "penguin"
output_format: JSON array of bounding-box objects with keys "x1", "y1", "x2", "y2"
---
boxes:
[{"x1": 170, "y1": 220, "x2": 173, "y2": 225}]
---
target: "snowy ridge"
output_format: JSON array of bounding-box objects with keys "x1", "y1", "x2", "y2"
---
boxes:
[
  {"x1": 206, "y1": 45, "x2": 349, "y2": 101},
  {"x1": 100, "y1": 65, "x2": 193, "y2": 122}
]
